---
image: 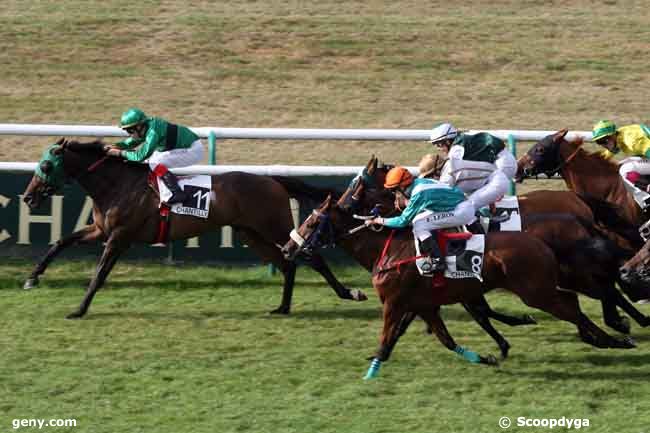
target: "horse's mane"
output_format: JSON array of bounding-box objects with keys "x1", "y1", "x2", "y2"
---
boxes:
[
  {"x1": 567, "y1": 137, "x2": 619, "y2": 173},
  {"x1": 63, "y1": 139, "x2": 146, "y2": 171}
]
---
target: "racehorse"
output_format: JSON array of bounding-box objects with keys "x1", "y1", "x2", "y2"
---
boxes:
[
  {"x1": 338, "y1": 156, "x2": 650, "y2": 334},
  {"x1": 516, "y1": 129, "x2": 645, "y2": 234},
  {"x1": 22, "y1": 139, "x2": 367, "y2": 318},
  {"x1": 281, "y1": 193, "x2": 634, "y2": 378}
]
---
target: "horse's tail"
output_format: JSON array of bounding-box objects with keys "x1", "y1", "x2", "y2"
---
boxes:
[
  {"x1": 576, "y1": 193, "x2": 643, "y2": 248},
  {"x1": 271, "y1": 176, "x2": 341, "y2": 203}
]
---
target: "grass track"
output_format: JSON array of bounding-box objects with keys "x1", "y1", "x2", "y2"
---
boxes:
[{"x1": 1, "y1": 259, "x2": 649, "y2": 433}]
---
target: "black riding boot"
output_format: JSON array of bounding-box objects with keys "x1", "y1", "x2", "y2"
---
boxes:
[
  {"x1": 420, "y1": 235, "x2": 446, "y2": 271},
  {"x1": 160, "y1": 171, "x2": 188, "y2": 204}
]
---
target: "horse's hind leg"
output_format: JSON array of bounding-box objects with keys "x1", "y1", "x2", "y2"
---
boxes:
[
  {"x1": 305, "y1": 253, "x2": 368, "y2": 302},
  {"x1": 466, "y1": 296, "x2": 537, "y2": 326},
  {"x1": 24, "y1": 225, "x2": 104, "y2": 290},
  {"x1": 419, "y1": 308, "x2": 498, "y2": 366},
  {"x1": 515, "y1": 288, "x2": 635, "y2": 349},
  {"x1": 238, "y1": 228, "x2": 297, "y2": 314}
]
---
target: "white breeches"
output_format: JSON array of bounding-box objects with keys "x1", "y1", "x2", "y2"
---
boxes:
[
  {"x1": 411, "y1": 201, "x2": 476, "y2": 241},
  {"x1": 467, "y1": 170, "x2": 510, "y2": 210},
  {"x1": 495, "y1": 149, "x2": 517, "y2": 180},
  {"x1": 148, "y1": 140, "x2": 205, "y2": 170},
  {"x1": 439, "y1": 159, "x2": 497, "y2": 194},
  {"x1": 619, "y1": 157, "x2": 650, "y2": 206}
]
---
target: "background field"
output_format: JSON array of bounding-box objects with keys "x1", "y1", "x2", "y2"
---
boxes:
[{"x1": 2, "y1": 1, "x2": 650, "y2": 432}]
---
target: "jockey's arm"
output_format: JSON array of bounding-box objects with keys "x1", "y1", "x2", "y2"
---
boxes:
[
  {"x1": 382, "y1": 193, "x2": 423, "y2": 228},
  {"x1": 121, "y1": 129, "x2": 162, "y2": 162}
]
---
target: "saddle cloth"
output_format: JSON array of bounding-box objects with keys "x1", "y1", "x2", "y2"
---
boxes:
[
  {"x1": 156, "y1": 174, "x2": 212, "y2": 219},
  {"x1": 414, "y1": 231, "x2": 485, "y2": 282}
]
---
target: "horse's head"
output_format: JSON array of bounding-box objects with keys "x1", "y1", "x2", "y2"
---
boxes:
[
  {"x1": 23, "y1": 139, "x2": 108, "y2": 209},
  {"x1": 23, "y1": 139, "x2": 68, "y2": 209},
  {"x1": 281, "y1": 194, "x2": 338, "y2": 260},
  {"x1": 619, "y1": 239, "x2": 650, "y2": 301},
  {"x1": 337, "y1": 155, "x2": 394, "y2": 213},
  {"x1": 515, "y1": 129, "x2": 569, "y2": 182}
]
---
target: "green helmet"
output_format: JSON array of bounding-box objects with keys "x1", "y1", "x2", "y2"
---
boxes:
[
  {"x1": 119, "y1": 108, "x2": 148, "y2": 129},
  {"x1": 592, "y1": 120, "x2": 617, "y2": 142}
]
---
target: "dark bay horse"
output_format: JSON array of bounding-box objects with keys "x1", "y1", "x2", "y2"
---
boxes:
[
  {"x1": 22, "y1": 139, "x2": 366, "y2": 318},
  {"x1": 339, "y1": 156, "x2": 650, "y2": 334},
  {"x1": 281, "y1": 194, "x2": 633, "y2": 378}
]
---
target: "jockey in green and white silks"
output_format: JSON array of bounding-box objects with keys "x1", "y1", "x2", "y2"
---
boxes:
[
  {"x1": 365, "y1": 167, "x2": 475, "y2": 272},
  {"x1": 105, "y1": 108, "x2": 205, "y2": 204},
  {"x1": 593, "y1": 120, "x2": 650, "y2": 208},
  {"x1": 429, "y1": 123, "x2": 513, "y2": 213}
]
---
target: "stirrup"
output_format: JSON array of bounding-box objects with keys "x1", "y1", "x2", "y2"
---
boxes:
[
  {"x1": 430, "y1": 257, "x2": 446, "y2": 272},
  {"x1": 166, "y1": 191, "x2": 188, "y2": 205}
]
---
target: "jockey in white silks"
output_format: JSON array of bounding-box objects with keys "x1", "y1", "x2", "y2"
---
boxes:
[{"x1": 429, "y1": 123, "x2": 515, "y2": 214}]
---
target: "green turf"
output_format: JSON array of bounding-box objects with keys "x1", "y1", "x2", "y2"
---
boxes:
[{"x1": 1, "y1": 259, "x2": 648, "y2": 433}]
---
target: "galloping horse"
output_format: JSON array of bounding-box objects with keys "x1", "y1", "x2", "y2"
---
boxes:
[
  {"x1": 282, "y1": 195, "x2": 634, "y2": 379},
  {"x1": 338, "y1": 156, "x2": 650, "y2": 334},
  {"x1": 516, "y1": 128, "x2": 645, "y2": 237},
  {"x1": 22, "y1": 139, "x2": 366, "y2": 318}
]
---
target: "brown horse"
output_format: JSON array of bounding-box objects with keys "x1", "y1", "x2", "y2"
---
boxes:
[
  {"x1": 22, "y1": 139, "x2": 367, "y2": 318},
  {"x1": 339, "y1": 156, "x2": 650, "y2": 333},
  {"x1": 516, "y1": 128, "x2": 645, "y2": 234},
  {"x1": 281, "y1": 194, "x2": 634, "y2": 378}
]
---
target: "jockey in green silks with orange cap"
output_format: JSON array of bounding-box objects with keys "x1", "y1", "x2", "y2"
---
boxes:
[
  {"x1": 592, "y1": 120, "x2": 650, "y2": 209},
  {"x1": 104, "y1": 108, "x2": 205, "y2": 204}
]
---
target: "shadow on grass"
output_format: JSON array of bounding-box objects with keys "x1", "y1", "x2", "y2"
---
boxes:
[{"x1": 84, "y1": 306, "x2": 383, "y2": 322}]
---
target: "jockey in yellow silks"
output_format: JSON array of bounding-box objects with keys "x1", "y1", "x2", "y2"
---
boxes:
[{"x1": 593, "y1": 120, "x2": 650, "y2": 209}]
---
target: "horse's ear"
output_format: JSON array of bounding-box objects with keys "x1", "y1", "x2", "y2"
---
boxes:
[
  {"x1": 55, "y1": 137, "x2": 65, "y2": 146},
  {"x1": 324, "y1": 194, "x2": 333, "y2": 209},
  {"x1": 40, "y1": 160, "x2": 53, "y2": 174},
  {"x1": 555, "y1": 129, "x2": 569, "y2": 141},
  {"x1": 365, "y1": 155, "x2": 377, "y2": 174},
  {"x1": 50, "y1": 146, "x2": 64, "y2": 156}
]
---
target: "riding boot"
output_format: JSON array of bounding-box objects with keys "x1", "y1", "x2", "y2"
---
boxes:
[
  {"x1": 467, "y1": 220, "x2": 485, "y2": 235},
  {"x1": 160, "y1": 171, "x2": 188, "y2": 204},
  {"x1": 420, "y1": 235, "x2": 446, "y2": 272}
]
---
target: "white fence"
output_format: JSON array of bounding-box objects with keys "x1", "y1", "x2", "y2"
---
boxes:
[{"x1": 0, "y1": 123, "x2": 593, "y2": 176}]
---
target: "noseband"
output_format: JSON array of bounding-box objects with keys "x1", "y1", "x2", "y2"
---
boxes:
[{"x1": 289, "y1": 210, "x2": 336, "y2": 253}]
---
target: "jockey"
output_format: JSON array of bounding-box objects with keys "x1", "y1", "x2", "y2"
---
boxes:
[
  {"x1": 592, "y1": 120, "x2": 650, "y2": 208},
  {"x1": 365, "y1": 166, "x2": 475, "y2": 272},
  {"x1": 429, "y1": 123, "x2": 513, "y2": 214},
  {"x1": 104, "y1": 108, "x2": 205, "y2": 204}
]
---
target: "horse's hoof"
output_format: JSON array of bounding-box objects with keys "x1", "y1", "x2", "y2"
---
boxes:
[
  {"x1": 351, "y1": 289, "x2": 368, "y2": 302},
  {"x1": 522, "y1": 314, "x2": 537, "y2": 325},
  {"x1": 66, "y1": 311, "x2": 84, "y2": 320},
  {"x1": 607, "y1": 317, "x2": 631, "y2": 335},
  {"x1": 616, "y1": 336, "x2": 636, "y2": 349},
  {"x1": 269, "y1": 306, "x2": 290, "y2": 315},
  {"x1": 23, "y1": 278, "x2": 39, "y2": 290},
  {"x1": 499, "y1": 344, "x2": 510, "y2": 360},
  {"x1": 482, "y1": 354, "x2": 499, "y2": 366}
]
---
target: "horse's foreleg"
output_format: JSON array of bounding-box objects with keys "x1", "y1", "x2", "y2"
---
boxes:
[
  {"x1": 462, "y1": 301, "x2": 511, "y2": 359},
  {"x1": 601, "y1": 296, "x2": 631, "y2": 334},
  {"x1": 66, "y1": 238, "x2": 128, "y2": 319},
  {"x1": 606, "y1": 287, "x2": 650, "y2": 328},
  {"x1": 306, "y1": 253, "x2": 367, "y2": 302},
  {"x1": 420, "y1": 308, "x2": 498, "y2": 366},
  {"x1": 24, "y1": 225, "x2": 104, "y2": 290},
  {"x1": 467, "y1": 296, "x2": 537, "y2": 327},
  {"x1": 364, "y1": 302, "x2": 411, "y2": 380}
]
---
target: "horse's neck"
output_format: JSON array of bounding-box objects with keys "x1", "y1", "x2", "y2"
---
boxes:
[
  {"x1": 336, "y1": 216, "x2": 412, "y2": 271},
  {"x1": 75, "y1": 159, "x2": 148, "y2": 209},
  {"x1": 560, "y1": 145, "x2": 640, "y2": 216}
]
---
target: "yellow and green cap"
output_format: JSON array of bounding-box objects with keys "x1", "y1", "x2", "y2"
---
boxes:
[{"x1": 592, "y1": 120, "x2": 617, "y2": 142}]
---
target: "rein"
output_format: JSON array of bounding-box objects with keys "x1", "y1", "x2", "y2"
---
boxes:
[
  {"x1": 547, "y1": 140, "x2": 583, "y2": 176},
  {"x1": 374, "y1": 229, "x2": 426, "y2": 274}
]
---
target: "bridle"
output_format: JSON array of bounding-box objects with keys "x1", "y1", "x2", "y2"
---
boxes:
[{"x1": 521, "y1": 138, "x2": 583, "y2": 179}]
